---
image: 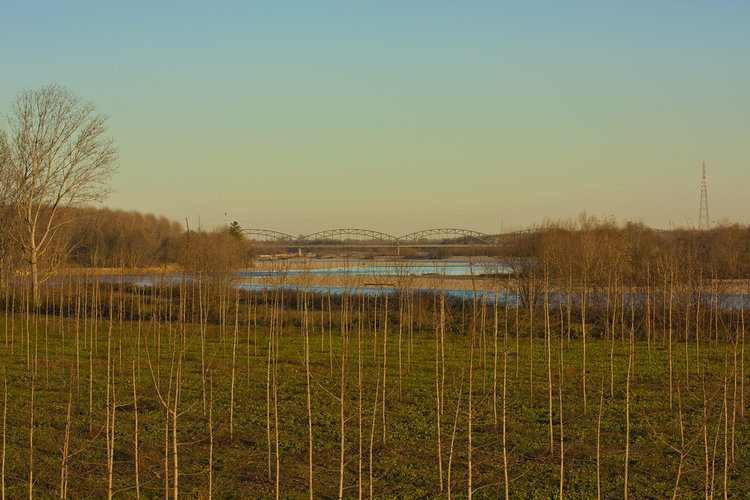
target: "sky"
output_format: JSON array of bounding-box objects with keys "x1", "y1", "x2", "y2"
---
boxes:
[{"x1": 2, "y1": 1, "x2": 749, "y2": 235}]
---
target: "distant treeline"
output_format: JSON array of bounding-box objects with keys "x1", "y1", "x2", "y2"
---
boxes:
[
  {"x1": 503, "y1": 217, "x2": 750, "y2": 282},
  {"x1": 0, "y1": 205, "x2": 253, "y2": 278},
  {"x1": 3, "y1": 205, "x2": 750, "y2": 285},
  {"x1": 67, "y1": 207, "x2": 185, "y2": 266}
]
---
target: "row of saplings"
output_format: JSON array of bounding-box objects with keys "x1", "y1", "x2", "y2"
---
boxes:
[{"x1": 0, "y1": 278, "x2": 745, "y2": 498}]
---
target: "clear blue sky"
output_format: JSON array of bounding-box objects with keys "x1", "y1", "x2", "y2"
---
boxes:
[{"x1": 2, "y1": 1, "x2": 749, "y2": 233}]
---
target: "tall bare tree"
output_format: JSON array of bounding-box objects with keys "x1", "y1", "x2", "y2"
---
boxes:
[{"x1": 1, "y1": 84, "x2": 117, "y2": 302}]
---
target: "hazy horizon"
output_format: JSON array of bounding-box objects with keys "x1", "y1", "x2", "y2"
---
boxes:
[{"x1": 2, "y1": 1, "x2": 749, "y2": 234}]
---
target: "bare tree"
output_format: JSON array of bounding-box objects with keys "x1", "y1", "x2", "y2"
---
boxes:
[
  {"x1": 0, "y1": 132, "x2": 22, "y2": 283},
  {"x1": 1, "y1": 84, "x2": 117, "y2": 302}
]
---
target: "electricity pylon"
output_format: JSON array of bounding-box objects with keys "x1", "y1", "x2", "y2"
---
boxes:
[{"x1": 698, "y1": 161, "x2": 709, "y2": 230}]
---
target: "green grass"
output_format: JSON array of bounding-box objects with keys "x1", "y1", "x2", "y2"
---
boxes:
[{"x1": 0, "y1": 310, "x2": 747, "y2": 498}]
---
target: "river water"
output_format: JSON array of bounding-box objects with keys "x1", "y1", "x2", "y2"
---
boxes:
[
  {"x1": 90, "y1": 259, "x2": 750, "y2": 309},
  {"x1": 240, "y1": 259, "x2": 512, "y2": 278}
]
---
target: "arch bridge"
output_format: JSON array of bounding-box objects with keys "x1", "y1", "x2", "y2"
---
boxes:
[{"x1": 242, "y1": 227, "x2": 524, "y2": 248}]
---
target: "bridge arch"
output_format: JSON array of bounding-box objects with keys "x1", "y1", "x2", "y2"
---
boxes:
[
  {"x1": 398, "y1": 228, "x2": 492, "y2": 244},
  {"x1": 242, "y1": 229, "x2": 297, "y2": 242},
  {"x1": 304, "y1": 228, "x2": 399, "y2": 243}
]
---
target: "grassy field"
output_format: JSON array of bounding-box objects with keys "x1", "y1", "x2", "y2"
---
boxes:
[{"x1": 0, "y1": 289, "x2": 747, "y2": 498}]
